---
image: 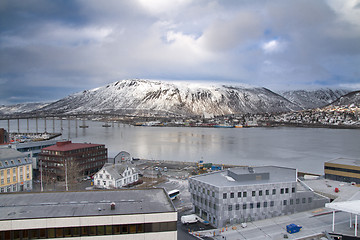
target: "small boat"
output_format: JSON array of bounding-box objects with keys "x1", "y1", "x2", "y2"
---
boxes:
[
  {"x1": 102, "y1": 124, "x2": 111, "y2": 127},
  {"x1": 79, "y1": 125, "x2": 89, "y2": 128}
]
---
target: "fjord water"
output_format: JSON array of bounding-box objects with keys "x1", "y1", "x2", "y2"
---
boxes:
[{"x1": 2, "y1": 119, "x2": 359, "y2": 174}]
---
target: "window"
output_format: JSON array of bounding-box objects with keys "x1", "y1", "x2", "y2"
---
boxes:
[
  {"x1": 302, "y1": 198, "x2": 306, "y2": 204},
  {"x1": 308, "y1": 197, "x2": 312, "y2": 203},
  {"x1": 252, "y1": 191, "x2": 256, "y2": 197},
  {"x1": 236, "y1": 204, "x2": 240, "y2": 210},
  {"x1": 280, "y1": 188, "x2": 284, "y2": 194},
  {"x1": 243, "y1": 191, "x2": 247, "y2": 197},
  {"x1": 270, "y1": 201, "x2": 274, "y2": 207},
  {"x1": 264, "y1": 201, "x2": 268, "y2": 208},
  {"x1": 296, "y1": 198, "x2": 300, "y2": 204},
  {"x1": 290, "y1": 199, "x2": 294, "y2": 205},
  {"x1": 250, "y1": 203, "x2": 254, "y2": 209},
  {"x1": 228, "y1": 205, "x2": 232, "y2": 211},
  {"x1": 243, "y1": 203, "x2": 247, "y2": 209},
  {"x1": 212, "y1": 191, "x2": 215, "y2": 197},
  {"x1": 265, "y1": 189, "x2": 269, "y2": 195},
  {"x1": 207, "y1": 190, "x2": 210, "y2": 195},
  {"x1": 292, "y1": 187, "x2": 295, "y2": 193},
  {"x1": 238, "y1": 192, "x2": 241, "y2": 198},
  {"x1": 230, "y1": 192, "x2": 234, "y2": 198},
  {"x1": 285, "y1": 188, "x2": 289, "y2": 194},
  {"x1": 259, "y1": 190, "x2": 263, "y2": 196},
  {"x1": 283, "y1": 200, "x2": 287, "y2": 205},
  {"x1": 223, "y1": 193, "x2": 227, "y2": 199},
  {"x1": 257, "y1": 202, "x2": 261, "y2": 208},
  {"x1": 272, "y1": 189, "x2": 276, "y2": 195}
]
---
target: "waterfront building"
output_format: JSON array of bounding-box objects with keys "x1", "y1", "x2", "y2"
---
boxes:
[
  {"x1": 114, "y1": 151, "x2": 131, "y2": 163},
  {"x1": 94, "y1": 162, "x2": 139, "y2": 189},
  {"x1": 189, "y1": 166, "x2": 329, "y2": 228},
  {"x1": 0, "y1": 188, "x2": 177, "y2": 239},
  {"x1": 325, "y1": 158, "x2": 360, "y2": 184},
  {"x1": 0, "y1": 128, "x2": 9, "y2": 144},
  {"x1": 0, "y1": 148, "x2": 32, "y2": 193},
  {"x1": 38, "y1": 141, "x2": 107, "y2": 180}
]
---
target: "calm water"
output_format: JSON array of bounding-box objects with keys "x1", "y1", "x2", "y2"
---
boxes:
[{"x1": 1, "y1": 119, "x2": 359, "y2": 174}]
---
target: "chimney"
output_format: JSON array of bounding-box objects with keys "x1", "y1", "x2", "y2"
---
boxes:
[
  {"x1": 56, "y1": 141, "x2": 71, "y2": 147},
  {"x1": 110, "y1": 202, "x2": 116, "y2": 210}
]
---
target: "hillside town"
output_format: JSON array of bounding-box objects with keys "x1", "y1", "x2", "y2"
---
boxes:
[{"x1": 1, "y1": 123, "x2": 360, "y2": 239}]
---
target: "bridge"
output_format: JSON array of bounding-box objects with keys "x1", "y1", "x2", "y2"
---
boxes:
[{"x1": 0, "y1": 112, "x2": 190, "y2": 134}]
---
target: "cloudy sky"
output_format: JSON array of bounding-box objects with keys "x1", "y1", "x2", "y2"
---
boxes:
[{"x1": 1, "y1": 0, "x2": 360, "y2": 105}]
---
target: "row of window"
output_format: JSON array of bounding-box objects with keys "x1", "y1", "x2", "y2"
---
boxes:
[
  {"x1": 226, "y1": 197, "x2": 313, "y2": 211},
  {"x1": 0, "y1": 221, "x2": 177, "y2": 240},
  {"x1": 325, "y1": 166, "x2": 360, "y2": 175},
  {"x1": 0, "y1": 182, "x2": 31, "y2": 192},
  {"x1": 0, "y1": 158, "x2": 29, "y2": 168},
  {"x1": 222, "y1": 187, "x2": 296, "y2": 199},
  {"x1": 0, "y1": 166, "x2": 31, "y2": 186},
  {"x1": 190, "y1": 184, "x2": 296, "y2": 200}
]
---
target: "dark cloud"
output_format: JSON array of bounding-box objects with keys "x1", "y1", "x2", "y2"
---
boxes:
[{"x1": 0, "y1": 0, "x2": 360, "y2": 104}]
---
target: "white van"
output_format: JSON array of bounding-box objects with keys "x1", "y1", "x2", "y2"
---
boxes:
[{"x1": 181, "y1": 214, "x2": 200, "y2": 224}]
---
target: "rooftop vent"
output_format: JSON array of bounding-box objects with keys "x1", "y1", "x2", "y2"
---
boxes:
[
  {"x1": 248, "y1": 167, "x2": 254, "y2": 173},
  {"x1": 110, "y1": 202, "x2": 116, "y2": 210}
]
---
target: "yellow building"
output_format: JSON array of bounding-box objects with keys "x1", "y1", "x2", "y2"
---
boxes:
[
  {"x1": 0, "y1": 148, "x2": 32, "y2": 193},
  {"x1": 324, "y1": 158, "x2": 360, "y2": 184}
]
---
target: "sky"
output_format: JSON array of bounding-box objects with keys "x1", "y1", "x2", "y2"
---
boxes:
[{"x1": 1, "y1": 0, "x2": 360, "y2": 105}]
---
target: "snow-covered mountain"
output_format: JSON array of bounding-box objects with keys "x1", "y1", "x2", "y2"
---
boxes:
[
  {"x1": 330, "y1": 90, "x2": 360, "y2": 106},
  {"x1": 280, "y1": 89, "x2": 350, "y2": 110},
  {"x1": 0, "y1": 102, "x2": 50, "y2": 115},
  {"x1": 33, "y1": 79, "x2": 301, "y2": 116}
]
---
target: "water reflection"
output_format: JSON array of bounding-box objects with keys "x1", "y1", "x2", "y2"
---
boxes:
[{"x1": 1, "y1": 119, "x2": 359, "y2": 174}]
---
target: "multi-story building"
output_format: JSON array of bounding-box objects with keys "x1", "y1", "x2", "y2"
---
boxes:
[
  {"x1": 0, "y1": 148, "x2": 32, "y2": 193},
  {"x1": 0, "y1": 188, "x2": 177, "y2": 240},
  {"x1": 94, "y1": 163, "x2": 140, "y2": 189},
  {"x1": 325, "y1": 158, "x2": 360, "y2": 184},
  {"x1": 189, "y1": 166, "x2": 329, "y2": 228},
  {"x1": 38, "y1": 141, "x2": 107, "y2": 180}
]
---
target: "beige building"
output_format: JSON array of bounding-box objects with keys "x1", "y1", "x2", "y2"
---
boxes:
[
  {"x1": 325, "y1": 158, "x2": 360, "y2": 184},
  {"x1": 0, "y1": 148, "x2": 32, "y2": 193}
]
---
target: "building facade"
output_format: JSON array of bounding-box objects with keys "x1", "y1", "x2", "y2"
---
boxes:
[
  {"x1": 38, "y1": 141, "x2": 107, "y2": 180},
  {"x1": 0, "y1": 148, "x2": 32, "y2": 193},
  {"x1": 114, "y1": 151, "x2": 132, "y2": 163},
  {"x1": 325, "y1": 158, "x2": 360, "y2": 184},
  {"x1": 0, "y1": 189, "x2": 177, "y2": 240},
  {"x1": 189, "y1": 166, "x2": 329, "y2": 228},
  {"x1": 94, "y1": 163, "x2": 139, "y2": 189},
  {"x1": 0, "y1": 128, "x2": 9, "y2": 144}
]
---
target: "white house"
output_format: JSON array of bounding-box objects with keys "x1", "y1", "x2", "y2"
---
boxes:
[{"x1": 94, "y1": 163, "x2": 139, "y2": 189}]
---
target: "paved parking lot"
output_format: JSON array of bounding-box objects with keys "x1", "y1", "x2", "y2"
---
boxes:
[{"x1": 198, "y1": 209, "x2": 356, "y2": 240}]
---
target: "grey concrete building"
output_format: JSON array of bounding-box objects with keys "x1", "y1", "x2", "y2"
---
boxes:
[
  {"x1": 189, "y1": 166, "x2": 329, "y2": 228},
  {"x1": 0, "y1": 188, "x2": 177, "y2": 239}
]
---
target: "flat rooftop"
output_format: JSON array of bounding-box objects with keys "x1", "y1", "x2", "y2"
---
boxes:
[
  {"x1": 326, "y1": 157, "x2": 360, "y2": 167},
  {"x1": 0, "y1": 188, "x2": 176, "y2": 221},
  {"x1": 191, "y1": 166, "x2": 297, "y2": 187}
]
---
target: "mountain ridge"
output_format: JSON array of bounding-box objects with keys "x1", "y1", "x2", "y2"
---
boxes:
[{"x1": 0, "y1": 79, "x2": 355, "y2": 117}]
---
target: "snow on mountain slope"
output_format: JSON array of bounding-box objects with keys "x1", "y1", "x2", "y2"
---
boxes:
[
  {"x1": 330, "y1": 90, "x2": 360, "y2": 106},
  {"x1": 0, "y1": 102, "x2": 50, "y2": 115},
  {"x1": 37, "y1": 79, "x2": 301, "y2": 116},
  {"x1": 280, "y1": 89, "x2": 350, "y2": 110}
]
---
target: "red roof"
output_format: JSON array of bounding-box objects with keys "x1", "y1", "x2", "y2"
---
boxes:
[{"x1": 43, "y1": 141, "x2": 104, "y2": 152}]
